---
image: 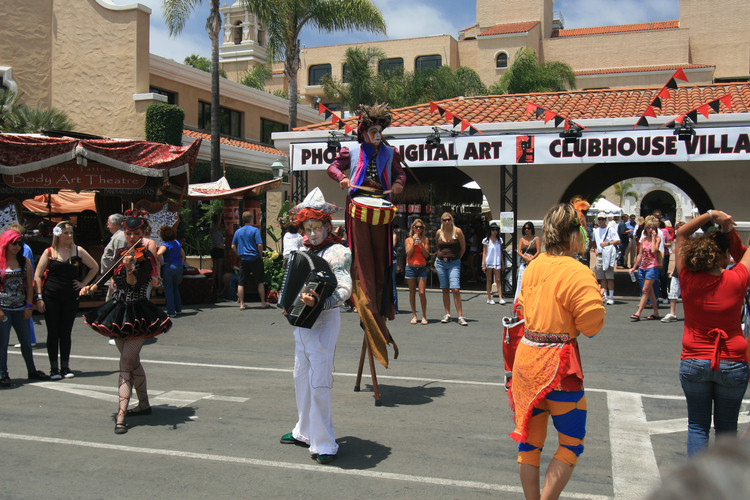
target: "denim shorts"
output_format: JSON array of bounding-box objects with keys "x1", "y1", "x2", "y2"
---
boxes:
[
  {"x1": 638, "y1": 267, "x2": 660, "y2": 281},
  {"x1": 405, "y1": 265, "x2": 428, "y2": 280},
  {"x1": 435, "y1": 258, "x2": 461, "y2": 289}
]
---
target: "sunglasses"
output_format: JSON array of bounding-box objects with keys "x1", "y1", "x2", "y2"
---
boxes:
[
  {"x1": 442, "y1": 219, "x2": 452, "y2": 222},
  {"x1": 413, "y1": 225, "x2": 423, "y2": 229}
]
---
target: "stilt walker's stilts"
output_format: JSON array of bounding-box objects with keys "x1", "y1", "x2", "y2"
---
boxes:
[{"x1": 354, "y1": 333, "x2": 382, "y2": 406}]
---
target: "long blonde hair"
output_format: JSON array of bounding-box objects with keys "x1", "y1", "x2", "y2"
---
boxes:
[
  {"x1": 51, "y1": 221, "x2": 75, "y2": 258},
  {"x1": 409, "y1": 218, "x2": 426, "y2": 238},
  {"x1": 437, "y1": 212, "x2": 455, "y2": 242}
]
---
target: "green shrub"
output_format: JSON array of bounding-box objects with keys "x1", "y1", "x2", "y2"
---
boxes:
[{"x1": 145, "y1": 103, "x2": 184, "y2": 145}]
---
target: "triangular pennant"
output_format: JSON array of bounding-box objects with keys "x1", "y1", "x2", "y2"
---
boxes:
[
  {"x1": 644, "y1": 106, "x2": 657, "y2": 118},
  {"x1": 525, "y1": 102, "x2": 538, "y2": 114},
  {"x1": 720, "y1": 94, "x2": 732, "y2": 110},
  {"x1": 323, "y1": 109, "x2": 332, "y2": 119},
  {"x1": 708, "y1": 100, "x2": 721, "y2": 113},
  {"x1": 652, "y1": 97, "x2": 662, "y2": 108},
  {"x1": 554, "y1": 116, "x2": 564, "y2": 127},
  {"x1": 468, "y1": 126, "x2": 479, "y2": 136},
  {"x1": 698, "y1": 104, "x2": 710, "y2": 118},
  {"x1": 331, "y1": 114, "x2": 340, "y2": 124},
  {"x1": 438, "y1": 106, "x2": 446, "y2": 116},
  {"x1": 658, "y1": 87, "x2": 672, "y2": 99},
  {"x1": 453, "y1": 116, "x2": 462, "y2": 127},
  {"x1": 544, "y1": 110, "x2": 556, "y2": 123},
  {"x1": 429, "y1": 102, "x2": 438, "y2": 114},
  {"x1": 686, "y1": 110, "x2": 698, "y2": 122},
  {"x1": 445, "y1": 110, "x2": 454, "y2": 122},
  {"x1": 344, "y1": 123, "x2": 354, "y2": 134},
  {"x1": 460, "y1": 120, "x2": 471, "y2": 132},
  {"x1": 535, "y1": 107, "x2": 546, "y2": 118},
  {"x1": 318, "y1": 103, "x2": 326, "y2": 115},
  {"x1": 635, "y1": 116, "x2": 649, "y2": 128},
  {"x1": 674, "y1": 114, "x2": 685, "y2": 124},
  {"x1": 337, "y1": 120, "x2": 346, "y2": 130},
  {"x1": 665, "y1": 78, "x2": 678, "y2": 90},
  {"x1": 673, "y1": 68, "x2": 688, "y2": 82},
  {"x1": 563, "y1": 119, "x2": 571, "y2": 131}
]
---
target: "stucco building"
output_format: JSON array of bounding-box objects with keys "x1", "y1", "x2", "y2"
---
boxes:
[
  {"x1": 0, "y1": 0, "x2": 320, "y2": 175},
  {"x1": 219, "y1": 0, "x2": 748, "y2": 109}
]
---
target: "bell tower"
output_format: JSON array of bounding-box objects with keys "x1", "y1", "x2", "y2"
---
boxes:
[{"x1": 219, "y1": 1, "x2": 268, "y2": 82}]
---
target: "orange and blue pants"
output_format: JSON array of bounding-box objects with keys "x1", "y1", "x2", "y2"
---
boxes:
[{"x1": 517, "y1": 390, "x2": 587, "y2": 467}]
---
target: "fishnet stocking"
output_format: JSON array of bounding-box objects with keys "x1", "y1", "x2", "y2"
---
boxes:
[
  {"x1": 131, "y1": 363, "x2": 149, "y2": 410},
  {"x1": 115, "y1": 338, "x2": 146, "y2": 424}
]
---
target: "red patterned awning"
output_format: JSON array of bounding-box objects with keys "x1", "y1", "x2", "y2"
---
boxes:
[
  {"x1": 186, "y1": 177, "x2": 282, "y2": 200},
  {"x1": 0, "y1": 133, "x2": 201, "y2": 177}
]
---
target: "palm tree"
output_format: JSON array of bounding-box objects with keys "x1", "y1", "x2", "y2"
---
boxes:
[
  {"x1": 242, "y1": 0, "x2": 386, "y2": 129},
  {"x1": 614, "y1": 181, "x2": 639, "y2": 207},
  {"x1": 0, "y1": 89, "x2": 74, "y2": 133},
  {"x1": 163, "y1": 0, "x2": 223, "y2": 181},
  {"x1": 489, "y1": 47, "x2": 576, "y2": 95}
]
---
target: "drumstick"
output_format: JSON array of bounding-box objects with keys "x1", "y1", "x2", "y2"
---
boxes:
[{"x1": 352, "y1": 184, "x2": 392, "y2": 195}]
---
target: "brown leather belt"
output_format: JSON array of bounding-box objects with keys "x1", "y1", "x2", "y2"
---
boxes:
[{"x1": 523, "y1": 328, "x2": 570, "y2": 343}]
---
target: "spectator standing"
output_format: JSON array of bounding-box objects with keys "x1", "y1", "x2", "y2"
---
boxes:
[
  {"x1": 34, "y1": 221, "x2": 98, "y2": 379},
  {"x1": 157, "y1": 226, "x2": 185, "y2": 317},
  {"x1": 101, "y1": 214, "x2": 127, "y2": 301},
  {"x1": 9, "y1": 224, "x2": 38, "y2": 347},
  {"x1": 625, "y1": 214, "x2": 637, "y2": 267},
  {"x1": 515, "y1": 222, "x2": 539, "y2": 301},
  {"x1": 405, "y1": 218, "x2": 429, "y2": 325},
  {"x1": 629, "y1": 219, "x2": 662, "y2": 321},
  {"x1": 593, "y1": 212, "x2": 620, "y2": 305},
  {"x1": 617, "y1": 214, "x2": 632, "y2": 268},
  {"x1": 435, "y1": 213, "x2": 467, "y2": 326},
  {"x1": 231, "y1": 211, "x2": 267, "y2": 310},
  {"x1": 674, "y1": 209, "x2": 750, "y2": 455},
  {"x1": 482, "y1": 222, "x2": 506, "y2": 305},
  {"x1": 0, "y1": 230, "x2": 49, "y2": 387}
]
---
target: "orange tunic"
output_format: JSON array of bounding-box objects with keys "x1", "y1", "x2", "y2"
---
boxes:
[{"x1": 509, "y1": 253, "x2": 605, "y2": 442}]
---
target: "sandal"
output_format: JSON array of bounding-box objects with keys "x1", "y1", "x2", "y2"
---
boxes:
[
  {"x1": 630, "y1": 314, "x2": 640, "y2": 322},
  {"x1": 647, "y1": 314, "x2": 661, "y2": 320},
  {"x1": 420, "y1": 318, "x2": 428, "y2": 325},
  {"x1": 410, "y1": 317, "x2": 418, "y2": 324},
  {"x1": 114, "y1": 422, "x2": 128, "y2": 435}
]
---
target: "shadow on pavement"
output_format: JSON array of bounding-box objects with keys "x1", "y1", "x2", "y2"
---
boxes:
[
  {"x1": 361, "y1": 383, "x2": 446, "y2": 407},
  {"x1": 335, "y1": 435, "x2": 391, "y2": 469}
]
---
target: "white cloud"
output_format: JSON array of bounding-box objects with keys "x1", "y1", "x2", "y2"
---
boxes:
[
  {"x1": 556, "y1": 0, "x2": 679, "y2": 29},
  {"x1": 377, "y1": 0, "x2": 466, "y2": 39}
]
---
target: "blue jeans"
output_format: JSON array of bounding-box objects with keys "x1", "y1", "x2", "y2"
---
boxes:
[
  {"x1": 1, "y1": 309, "x2": 37, "y2": 377},
  {"x1": 435, "y1": 258, "x2": 461, "y2": 289},
  {"x1": 161, "y1": 263, "x2": 183, "y2": 316},
  {"x1": 679, "y1": 358, "x2": 749, "y2": 456}
]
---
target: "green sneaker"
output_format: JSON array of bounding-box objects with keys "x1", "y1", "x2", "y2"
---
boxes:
[
  {"x1": 280, "y1": 433, "x2": 308, "y2": 447},
  {"x1": 316, "y1": 454, "x2": 336, "y2": 464}
]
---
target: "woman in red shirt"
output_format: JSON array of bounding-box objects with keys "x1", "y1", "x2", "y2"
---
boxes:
[
  {"x1": 674, "y1": 209, "x2": 750, "y2": 455},
  {"x1": 404, "y1": 219, "x2": 429, "y2": 325}
]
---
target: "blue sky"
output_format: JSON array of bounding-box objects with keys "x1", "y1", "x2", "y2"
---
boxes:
[{"x1": 114, "y1": 0, "x2": 679, "y2": 63}]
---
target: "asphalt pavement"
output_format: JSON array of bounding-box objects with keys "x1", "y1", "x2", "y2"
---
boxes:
[{"x1": 2, "y1": 289, "x2": 748, "y2": 500}]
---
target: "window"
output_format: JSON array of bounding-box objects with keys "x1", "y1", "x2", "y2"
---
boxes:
[
  {"x1": 233, "y1": 21, "x2": 243, "y2": 45},
  {"x1": 260, "y1": 118, "x2": 287, "y2": 145},
  {"x1": 149, "y1": 87, "x2": 177, "y2": 105},
  {"x1": 198, "y1": 101, "x2": 242, "y2": 138},
  {"x1": 415, "y1": 55, "x2": 442, "y2": 71},
  {"x1": 308, "y1": 64, "x2": 332, "y2": 86},
  {"x1": 496, "y1": 52, "x2": 508, "y2": 69},
  {"x1": 378, "y1": 57, "x2": 404, "y2": 74},
  {"x1": 342, "y1": 63, "x2": 350, "y2": 84}
]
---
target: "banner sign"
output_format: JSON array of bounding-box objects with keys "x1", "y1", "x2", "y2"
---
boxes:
[
  {"x1": 290, "y1": 127, "x2": 750, "y2": 170},
  {"x1": 3, "y1": 163, "x2": 146, "y2": 189}
]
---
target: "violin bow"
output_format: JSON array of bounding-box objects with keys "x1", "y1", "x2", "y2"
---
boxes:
[{"x1": 90, "y1": 238, "x2": 143, "y2": 290}]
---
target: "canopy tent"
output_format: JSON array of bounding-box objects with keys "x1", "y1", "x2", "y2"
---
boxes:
[
  {"x1": 186, "y1": 176, "x2": 282, "y2": 200},
  {"x1": 22, "y1": 189, "x2": 96, "y2": 213},
  {"x1": 589, "y1": 198, "x2": 622, "y2": 217},
  {"x1": 0, "y1": 133, "x2": 202, "y2": 197}
]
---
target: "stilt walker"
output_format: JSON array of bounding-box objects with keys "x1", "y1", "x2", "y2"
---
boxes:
[{"x1": 327, "y1": 103, "x2": 406, "y2": 405}]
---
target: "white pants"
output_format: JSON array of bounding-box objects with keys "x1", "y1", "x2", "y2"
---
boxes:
[
  {"x1": 292, "y1": 308, "x2": 340, "y2": 456},
  {"x1": 514, "y1": 262, "x2": 527, "y2": 302}
]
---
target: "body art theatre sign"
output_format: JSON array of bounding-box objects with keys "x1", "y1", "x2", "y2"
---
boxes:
[{"x1": 290, "y1": 127, "x2": 750, "y2": 170}]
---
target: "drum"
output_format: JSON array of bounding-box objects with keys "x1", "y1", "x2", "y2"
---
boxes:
[{"x1": 349, "y1": 196, "x2": 396, "y2": 225}]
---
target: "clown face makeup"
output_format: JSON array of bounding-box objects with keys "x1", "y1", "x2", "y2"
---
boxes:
[
  {"x1": 364, "y1": 125, "x2": 383, "y2": 145},
  {"x1": 303, "y1": 220, "x2": 328, "y2": 246}
]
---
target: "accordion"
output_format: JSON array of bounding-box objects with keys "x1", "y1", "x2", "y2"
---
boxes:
[{"x1": 277, "y1": 251, "x2": 338, "y2": 328}]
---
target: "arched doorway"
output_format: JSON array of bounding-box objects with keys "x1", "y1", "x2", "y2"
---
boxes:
[
  {"x1": 560, "y1": 162, "x2": 713, "y2": 213},
  {"x1": 640, "y1": 190, "x2": 677, "y2": 221}
]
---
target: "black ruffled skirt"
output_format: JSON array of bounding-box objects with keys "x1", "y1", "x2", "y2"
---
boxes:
[{"x1": 84, "y1": 298, "x2": 172, "y2": 339}]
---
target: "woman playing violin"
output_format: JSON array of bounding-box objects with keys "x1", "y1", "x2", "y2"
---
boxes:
[{"x1": 80, "y1": 210, "x2": 171, "y2": 435}]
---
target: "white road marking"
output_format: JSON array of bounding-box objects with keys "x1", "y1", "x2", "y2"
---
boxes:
[
  {"x1": 0, "y1": 432, "x2": 612, "y2": 500},
  {"x1": 607, "y1": 392, "x2": 661, "y2": 500}
]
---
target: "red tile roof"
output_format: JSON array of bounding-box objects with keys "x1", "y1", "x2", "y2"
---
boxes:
[
  {"x1": 183, "y1": 129, "x2": 286, "y2": 156},
  {"x1": 478, "y1": 21, "x2": 540, "y2": 37},
  {"x1": 576, "y1": 64, "x2": 714, "y2": 76},
  {"x1": 555, "y1": 20, "x2": 679, "y2": 37},
  {"x1": 294, "y1": 82, "x2": 750, "y2": 131}
]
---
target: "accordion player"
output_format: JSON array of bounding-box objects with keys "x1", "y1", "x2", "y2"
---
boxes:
[{"x1": 278, "y1": 250, "x2": 340, "y2": 328}]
